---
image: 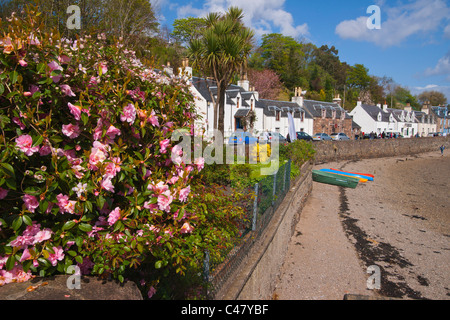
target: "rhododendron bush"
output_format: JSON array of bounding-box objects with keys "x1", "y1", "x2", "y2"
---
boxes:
[{"x1": 0, "y1": 8, "x2": 246, "y2": 297}]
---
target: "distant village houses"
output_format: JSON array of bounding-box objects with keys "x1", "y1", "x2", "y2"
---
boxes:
[{"x1": 171, "y1": 61, "x2": 448, "y2": 140}]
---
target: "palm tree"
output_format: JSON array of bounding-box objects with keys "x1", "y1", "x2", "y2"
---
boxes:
[{"x1": 188, "y1": 7, "x2": 254, "y2": 137}]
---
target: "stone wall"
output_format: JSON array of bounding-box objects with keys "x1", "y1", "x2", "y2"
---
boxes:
[{"x1": 314, "y1": 136, "x2": 449, "y2": 164}]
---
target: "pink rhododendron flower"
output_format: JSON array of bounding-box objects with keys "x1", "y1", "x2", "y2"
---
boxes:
[
  {"x1": 107, "y1": 207, "x2": 121, "y2": 226},
  {"x1": 58, "y1": 55, "x2": 71, "y2": 64},
  {"x1": 0, "y1": 187, "x2": 8, "y2": 199},
  {"x1": 98, "y1": 62, "x2": 108, "y2": 74},
  {"x1": 89, "y1": 146, "x2": 106, "y2": 167},
  {"x1": 33, "y1": 228, "x2": 53, "y2": 243},
  {"x1": 15, "y1": 134, "x2": 39, "y2": 156},
  {"x1": 159, "y1": 139, "x2": 170, "y2": 154},
  {"x1": 180, "y1": 222, "x2": 194, "y2": 234},
  {"x1": 12, "y1": 117, "x2": 25, "y2": 130},
  {"x1": 48, "y1": 60, "x2": 63, "y2": 72},
  {"x1": 62, "y1": 123, "x2": 81, "y2": 139},
  {"x1": 195, "y1": 157, "x2": 205, "y2": 171},
  {"x1": 18, "y1": 59, "x2": 27, "y2": 67},
  {"x1": 157, "y1": 190, "x2": 173, "y2": 212},
  {"x1": 179, "y1": 186, "x2": 190, "y2": 203},
  {"x1": 39, "y1": 144, "x2": 52, "y2": 156},
  {"x1": 100, "y1": 176, "x2": 115, "y2": 193},
  {"x1": 23, "y1": 194, "x2": 39, "y2": 213},
  {"x1": 148, "y1": 181, "x2": 168, "y2": 194},
  {"x1": 120, "y1": 103, "x2": 136, "y2": 123},
  {"x1": 60, "y1": 84, "x2": 76, "y2": 97},
  {"x1": 56, "y1": 194, "x2": 76, "y2": 214},
  {"x1": 19, "y1": 248, "x2": 31, "y2": 262},
  {"x1": 148, "y1": 110, "x2": 159, "y2": 127},
  {"x1": 106, "y1": 125, "x2": 121, "y2": 140},
  {"x1": 68, "y1": 102, "x2": 81, "y2": 120},
  {"x1": 104, "y1": 160, "x2": 120, "y2": 178},
  {"x1": 48, "y1": 246, "x2": 64, "y2": 266}
]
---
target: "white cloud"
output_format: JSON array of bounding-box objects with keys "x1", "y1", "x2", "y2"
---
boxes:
[
  {"x1": 335, "y1": 0, "x2": 450, "y2": 48},
  {"x1": 424, "y1": 51, "x2": 450, "y2": 82},
  {"x1": 444, "y1": 25, "x2": 450, "y2": 39},
  {"x1": 175, "y1": 0, "x2": 309, "y2": 40}
]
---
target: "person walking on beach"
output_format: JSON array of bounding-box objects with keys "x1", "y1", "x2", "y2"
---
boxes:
[{"x1": 440, "y1": 145, "x2": 445, "y2": 156}]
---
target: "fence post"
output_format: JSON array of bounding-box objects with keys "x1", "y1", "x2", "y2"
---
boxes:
[
  {"x1": 272, "y1": 169, "x2": 277, "y2": 206},
  {"x1": 283, "y1": 162, "x2": 287, "y2": 192},
  {"x1": 252, "y1": 183, "x2": 259, "y2": 231}
]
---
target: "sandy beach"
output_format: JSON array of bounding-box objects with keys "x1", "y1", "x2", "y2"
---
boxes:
[{"x1": 274, "y1": 150, "x2": 450, "y2": 300}]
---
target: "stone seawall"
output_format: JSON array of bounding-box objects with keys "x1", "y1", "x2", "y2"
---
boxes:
[{"x1": 314, "y1": 136, "x2": 449, "y2": 163}]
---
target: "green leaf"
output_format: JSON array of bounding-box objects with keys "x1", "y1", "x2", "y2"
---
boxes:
[
  {"x1": 75, "y1": 255, "x2": 83, "y2": 264},
  {"x1": 10, "y1": 71, "x2": 18, "y2": 84},
  {"x1": 22, "y1": 215, "x2": 32, "y2": 226},
  {"x1": 0, "y1": 83, "x2": 4, "y2": 95},
  {"x1": 6, "y1": 255, "x2": 16, "y2": 271},
  {"x1": 78, "y1": 223, "x2": 92, "y2": 232},
  {"x1": 118, "y1": 275, "x2": 124, "y2": 283},
  {"x1": 75, "y1": 236, "x2": 83, "y2": 248},
  {"x1": 36, "y1": 63, "x2": 46, "y2": 74},
  {"x1": 67, "y1": 250, "x2": 77, "y2": 257},
  {"x1": 62, "y1": 220, "x2": 76, "y2": 231},
  {"x1": 155, "y1": 260, "x2": 163, "y2": 269},
  {"x1": 12, "y1": 216, "x2": 23, "y2": 231}
]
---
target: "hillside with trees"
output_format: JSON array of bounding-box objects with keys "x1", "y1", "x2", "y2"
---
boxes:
[{"x1": 2, "y1": 0, "x2": 447, "y2": 113}]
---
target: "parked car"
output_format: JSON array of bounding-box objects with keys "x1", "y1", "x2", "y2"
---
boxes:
[
  {"x1": 312, "y1": 133, "x2": 332, "y2": 141},
  {"x1": 267, "y1": 132, "x2": 287, "y2": 144},
  {"x1": 228, "y1": 131, "x2": 258, "y2": 145},
  {"x1": 330, "y1": 133, "x2": 350, "y2": 141},
  {"x1": 296, "y1": 131, "x2": 313, "y2": 141}
]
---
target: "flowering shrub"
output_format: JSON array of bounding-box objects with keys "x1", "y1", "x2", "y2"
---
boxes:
[{"x1": 0, "y1": 7, "x2": 245, "y2": 298}]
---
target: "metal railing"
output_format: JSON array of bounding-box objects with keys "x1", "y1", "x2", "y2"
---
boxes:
[{"x1": 203, "y1": 159, "x2": 292, "y2": 299}]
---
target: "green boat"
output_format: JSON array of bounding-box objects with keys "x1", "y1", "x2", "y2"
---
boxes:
[{"x1": 312, "y1": 170, "x2": 359, "y2": 188}]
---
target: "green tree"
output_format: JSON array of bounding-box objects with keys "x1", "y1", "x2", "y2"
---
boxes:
[
  {"x1": 171, "y1": 17, "x2": 207, "y2": 45},
  {"x1": 257, "y1": 33, "x2": 306, "y2": 91},
  {"x1": 346, "y1": 64, "x2": 371, "y2": 90},
  {"x1": 417, "y1": 90, "x2": 447, "y2": 106},
  {"x1": 188, "y1": 7, "x2": 254, "y2": 136}
]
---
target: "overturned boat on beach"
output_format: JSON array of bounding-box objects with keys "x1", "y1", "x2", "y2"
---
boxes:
[{"x1": 312, "y1": 170, "x2": 360, "y2": 188}]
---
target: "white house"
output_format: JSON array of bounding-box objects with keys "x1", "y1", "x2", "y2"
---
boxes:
[
  {"x1": 350, "y1": 101, "x2": 422, "y2": 137},
  {"x1": 189, "y1": 76, "x2": 314, "y2": 139}
]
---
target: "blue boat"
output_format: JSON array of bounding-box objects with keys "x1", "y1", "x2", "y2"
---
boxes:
[{"x1": 319, "y1": 169, "x2": 374, "y2": 181}]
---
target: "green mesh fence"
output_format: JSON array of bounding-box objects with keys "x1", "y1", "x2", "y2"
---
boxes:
[{"x1": 204, "y1": 160, "x2": 292, "y2": 298}]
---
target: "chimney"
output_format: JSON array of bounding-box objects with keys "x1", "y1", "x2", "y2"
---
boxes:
[
  {"x1": 164, "y1": 62, "x2": 173, "y2": 77},
  {"x1": 291, "y1": 87, "x2": 304, "y2": 107},
  {"x1": 383, "y1": 100, "x2": 388, "y2": 112},
  {"x1": 178, "y1": 58, "x2": 192, "y2": 79},
  {"x1": 404, "y1": 102, "x2": 412, "y2": 112},
  {"x1": 421, "y1": 100, "x2": 429, "y2": 115},
  {"x1": 357, "y1": 97, "x2": 362, "y2": 107},
  {"x1": 333, "y1": 94, "x2": 342, "y2": 107},
  {"x1": 237, "y1": 71, "x2": 250, "y2": 91}
]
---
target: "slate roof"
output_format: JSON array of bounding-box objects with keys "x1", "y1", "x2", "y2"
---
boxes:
[
  {"x1": 256, "y1": 99, "x2": 313, "y2": 119},
  {"x1": 360, "y1": 104, "x2": 391, "y2": 122},
  {"x1": 430, "y1": 106, "x2": 450, "y2": 118},
  {"x1": 302, "y1": 100, "x2": 351, "y2": 119}
]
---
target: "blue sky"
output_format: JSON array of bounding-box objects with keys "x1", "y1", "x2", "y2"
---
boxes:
[{"x1": 152, "y1": 0, "x2": 450, "y2": 102}]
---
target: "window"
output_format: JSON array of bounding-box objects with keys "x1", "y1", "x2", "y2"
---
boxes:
[
  {"x1": 236, "y1": 97, "x2": 240, "y2": 109},
  {"x1": 250, "y1": 99, "x2": 254, "y2": 110},
  {"x1": 321, "y1": 109, "x2": 326, "y2": 119},
  {"x1": 332, "y1": 110, "x2": 336, "y2": 119},
  {"x1": 300, "y1": 112, "x2": 304, "y2": 122},
  {"x1": 276, "y1": 110, "x2": 281, "y2": 121}
]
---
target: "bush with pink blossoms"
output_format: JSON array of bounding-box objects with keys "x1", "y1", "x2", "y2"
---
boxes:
[{"x1": 0, "y1": 7, "x2": 246, "y2": 298}]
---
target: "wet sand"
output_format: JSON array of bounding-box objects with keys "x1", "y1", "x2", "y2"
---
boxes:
[{"x1": 274, "y1": 151, "x2": 450, "y2": 300}]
